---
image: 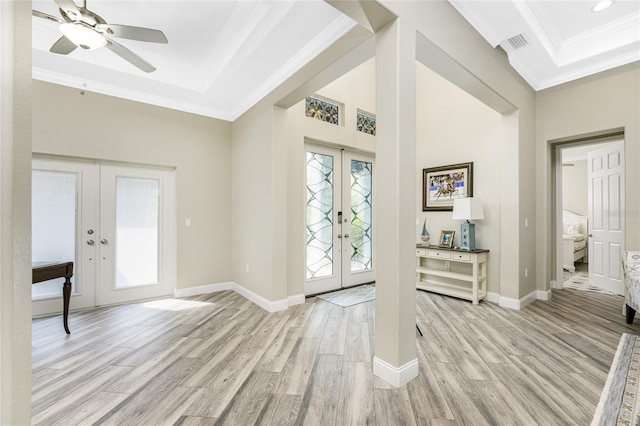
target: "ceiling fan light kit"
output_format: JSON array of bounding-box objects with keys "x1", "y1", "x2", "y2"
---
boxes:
[
  {"x1": 33, "y1": 0, "x2": 167, "y2": 72},
  {"x1": 592, "y1": 0, "x2": 614, "y2": 12},
  {"x1": 59, "y1": 22, "x2": 106, "y2": 50}
]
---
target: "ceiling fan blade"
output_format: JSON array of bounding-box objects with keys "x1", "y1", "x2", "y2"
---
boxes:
[
  {"x1": 32, "y1": 10, "x2": 64, "y2": 24},
  {"x1": 105, "y1": 39, "x2": 156, "y2": 73},
  {"x1": 54, "y1": 0, "x2": 82, "y2": 21},
  {"x1": 96, "y1": 24, "x2": 168, "y2": 44},
  {"x1": 50, "y1": 36, "x2": 77, "y2": 55}
]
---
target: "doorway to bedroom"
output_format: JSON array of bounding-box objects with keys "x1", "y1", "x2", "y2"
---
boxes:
[{"x1": 559, "y1": 139, "x2": 625, "y2": 295}]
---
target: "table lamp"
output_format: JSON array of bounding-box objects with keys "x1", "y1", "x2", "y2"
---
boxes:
[{"x1": 452, "y1": 197, "x2": 484, "y2": 251}]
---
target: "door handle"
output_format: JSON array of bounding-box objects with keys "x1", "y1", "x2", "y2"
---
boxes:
[
  {"x1": 87, "y1": 239, "x2": 95, "y2": 245},
  {"x1": 101, "y1": 238, "x2": 109, "y2": 245},
  {"x1": 337, "y1": 234, "x2": 342, "y2": 239},
  {"x1": 588, "y1": 234, "x2": 593, "y2": 237},
  {"x1": 344, "y1": 234, "x2": 349, "y2": 238}
]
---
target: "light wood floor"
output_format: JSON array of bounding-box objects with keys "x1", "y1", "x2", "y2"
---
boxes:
[{"x1": 32, "y1": 287, "x2": 640, "y2": 425}]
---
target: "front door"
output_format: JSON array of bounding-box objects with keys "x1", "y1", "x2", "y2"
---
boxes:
[
  {"x1": 304, "y1": 144, "x2": 375, "y2": 295},
  {"x1": 588, "y1": 141, "x2": 624, "y2": 295},
  {"x1": 32, "y1": 157, "x2": 176, "y2": 315}
]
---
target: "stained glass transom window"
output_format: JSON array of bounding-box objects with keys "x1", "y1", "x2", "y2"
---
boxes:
[
  {"x1": 350, "y1": 160, "x2": 373, "y2": 272},
  {"x1": 305, "y1": 97, "x2": 340, "y2": 125},
  {"x1": 357, "y1": 112, "x2": 376, "y2": 136},
  {"x1": 306, "y1": 152, "x2": 334, "y2": 279}
]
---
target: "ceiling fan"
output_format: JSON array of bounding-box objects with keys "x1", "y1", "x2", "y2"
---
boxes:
[{"x1": 33, "y1": 0, "x2": 167, "y2": 73}]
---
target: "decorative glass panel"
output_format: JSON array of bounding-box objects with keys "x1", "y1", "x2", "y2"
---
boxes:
[
  {"x1": 306, "y1": 152, "x2": 334, "y2": 279},
  {"x1": 357, "y1": 112, "x2": 376, "y2": 136},
  {"x1": 350, "y1": 160, "x2": 373, "y2": 272},
  {"x1": 305, "y1": 97, "x2": 339, "y2": 125},
  {"x1": 32, "y1": 171, "x2": 77, "y2": 299},
  {"x1": 115, "y1": 177, "x2": 159, "y2": 288}
]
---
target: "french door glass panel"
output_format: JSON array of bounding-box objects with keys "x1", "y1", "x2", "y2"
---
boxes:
[
  {"x1": 306, "y1": 152, "x2": 335, "y2": 279},
  {"x1": 115, "y1": 177, "x2": 160, "y2": 288},
  {"x1": 304, "y1": 144, "x2": 374, "y2": 295},
  {"x1": 32, "y1": 171, "x2": 77, "y2": 298},
  {"x1": 349, "y1": 159, "x2": 373, "y2": 273}
]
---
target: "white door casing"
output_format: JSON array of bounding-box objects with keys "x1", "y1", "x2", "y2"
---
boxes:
[{"x1": 588, "y1": 141, "x2": 624, "y2": 295}]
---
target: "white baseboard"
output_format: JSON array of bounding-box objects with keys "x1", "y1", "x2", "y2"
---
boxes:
[
  {"x1": 373, "y1": 356, "x2": 419, "y2": 388},
  {"x1": 498, "y1": 290, "x2": 538, "y2": 310},
  {"x1": 487, "y1": 292, "x2": 501, "y2": 304},
  {"x1": 174, "y1": 281, "x2": 303, "y2": 313},
  {"x1": 537, "y1": 289, "x2": 552, "y2": 301},
  {"x1": 288, "y1": 293, "x2": 305, "y2": 307},
  {"x1": 173, "y1": 282, "x2": 233, "y2": 298}
]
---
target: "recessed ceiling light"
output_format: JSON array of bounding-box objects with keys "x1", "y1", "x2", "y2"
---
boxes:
[{"x1": 592, "y1": 0, "x2": 614, "y2": 12}]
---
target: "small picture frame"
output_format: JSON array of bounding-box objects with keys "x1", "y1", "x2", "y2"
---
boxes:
[{"x1": 439, "y1": 230, "x2": 455, "y2": 248}]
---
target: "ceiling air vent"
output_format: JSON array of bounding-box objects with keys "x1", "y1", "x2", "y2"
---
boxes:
[{"x1": 500, "y1": 34, "x2": 528, "y2": 54}]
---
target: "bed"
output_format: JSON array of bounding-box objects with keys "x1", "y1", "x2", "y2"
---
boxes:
[{"x1": 563, "y1": 210, "x2": 588, "y2": 272}]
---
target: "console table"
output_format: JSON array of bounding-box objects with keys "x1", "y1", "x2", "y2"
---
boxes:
[
  {"x1": 32, "y1": 261, "x2": 74, "y2": 334},
  {"x1": 416, "y1": 245, "x2": 488, "y2": 305}
]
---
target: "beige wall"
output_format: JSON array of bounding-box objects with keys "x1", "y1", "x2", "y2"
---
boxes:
[
  {"x1": 381, "y1": 0, "x2": 537, "y2": 301},
  {"x1": 0, "y1": 1, "x2": 32, "y2": 423},
  {"x1": 32, "y1": 81, "x2": 233, "y2": 289},
  {"x1": 536, "y1": 62, "x2": 640, "y2": 289},
  {"x1": 562, "y1": 160, "x2": 588, "y2": 217},
  {"x1": 416, "y1": 63, "x2": 502, "y2": 293}
]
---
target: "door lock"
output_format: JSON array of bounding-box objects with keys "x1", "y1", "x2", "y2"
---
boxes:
[{"x1": 101, "y1": 239, "x2": 109, "y2": 245}]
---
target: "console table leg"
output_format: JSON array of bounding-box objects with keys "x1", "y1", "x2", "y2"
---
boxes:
[{"x1": 63, "y1": 277, "x2": 71, "y2": 334}]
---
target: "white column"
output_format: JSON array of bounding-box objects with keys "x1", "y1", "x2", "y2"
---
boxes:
[
  {"x1": 0, "y1": 0, "x2": 32, "y2": 424},
  {"x1": 373, "y1": 18, "x2": 418, "y2": 387}
]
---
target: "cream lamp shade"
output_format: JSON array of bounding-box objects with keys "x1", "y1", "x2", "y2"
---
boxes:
[{"x1": 452, "y1": 197, "x2": 484, "y2": 221}]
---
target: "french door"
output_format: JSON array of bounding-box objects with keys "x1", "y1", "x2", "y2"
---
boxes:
[
  {"x1": 32, "y1": 157, "x2": 176, "y2": 316},
  {"x1": 305, "y1": 144, "x2": 375, "y2": 295}
]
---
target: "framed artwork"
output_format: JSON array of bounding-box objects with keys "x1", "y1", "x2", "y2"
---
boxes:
[
  {"x1": 422, "y1": 162, "x2": 473, "y2": 211},
  {"x1": 439, "y1": 230, "x2": 455, "y2": 248}
]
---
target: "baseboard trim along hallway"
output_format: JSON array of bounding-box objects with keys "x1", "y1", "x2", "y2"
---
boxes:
[{"x1": 174, "y1": 282, "x2": 304, "y2": 312}]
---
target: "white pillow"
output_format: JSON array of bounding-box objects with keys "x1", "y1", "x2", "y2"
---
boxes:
[{"x1": 563, "y1": 223, "x2": 581, "y2": 235}]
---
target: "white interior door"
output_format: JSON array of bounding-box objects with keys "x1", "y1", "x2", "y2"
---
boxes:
[
  {"x1": 304, "y1": 144, "x2": 375, "y2": 295},
  {"x1": 97, "y1": 164, "x2": 176, "y2": 306},
  {"x1": 588, "y1": 141, "x2": 624, "y2": 295},
  {"x1": 32, "y1": 158, "x2": 176, "y2": 315},
  {"x1": 32, "y1": 158, "x2": 98, "y2": 315}
]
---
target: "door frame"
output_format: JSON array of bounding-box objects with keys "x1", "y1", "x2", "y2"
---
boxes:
[
  {"x1": 552, "y1": 134, "x2": 625, "y2": 290},
  {"x1": 32, "y1": 154, "x2": 177, "y2": 314}
]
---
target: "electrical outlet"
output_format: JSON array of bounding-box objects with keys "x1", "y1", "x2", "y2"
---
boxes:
[
  {"x1": 245, "y1": 264, "x2": 249, "y2": 273},
  {"x1": 524, "y1": 268, "x2": 528, "y2": 278},
  {"x1": 445, "y1": 261, "x2": 450, "y2": 270}
]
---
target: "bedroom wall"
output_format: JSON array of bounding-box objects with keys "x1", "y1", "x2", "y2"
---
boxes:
[
  {"x1": 536, "y1": 62, "x2": 640, "y2": 289},
  {"x1": 416, "y1": 63, "x2": 502, "y2": 294},
  {"x1": 562, "y1": 160, "x2": 588, "y2": 217},
  {"x1": 32, "y1": 81, "x2": 233, "y2": 290}
]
